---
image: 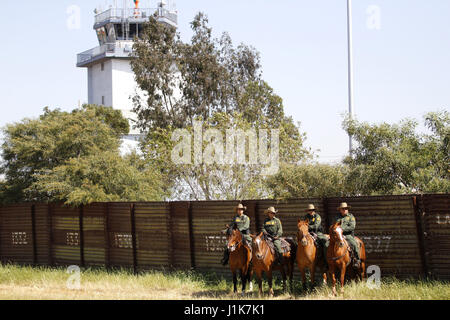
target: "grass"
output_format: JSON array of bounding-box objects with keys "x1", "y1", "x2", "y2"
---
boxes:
[{"x1": 0, "y1": 263, "x2": 448, "y2": 300}]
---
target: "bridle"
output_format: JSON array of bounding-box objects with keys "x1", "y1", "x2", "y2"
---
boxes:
[
  {"x1": 253, "y1": 234, "x2": 270, "y2": 261},
  {"x1": 227, "y1": 230, "x2": 243, "y2": 252},
  {"x1": 297, "y1": 225, "x2": 313, "y2": 247},
  {"x1": 330, "y1": 226, "x2": 350, "y2": 262}
]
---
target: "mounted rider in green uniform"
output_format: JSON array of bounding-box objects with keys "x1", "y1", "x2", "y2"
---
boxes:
[
  {"x1": 333, "y1": 202, "x2": 361, "y2": 269},
  {"x1": 221, "y1": 203, "x2": 252, "y2": 266},
  {"x1": 302, "y1": 204, "x2": 329, "y2": 267},
  {"x1": 261, "y1": 206, "x2": 284, "y2": 265}
]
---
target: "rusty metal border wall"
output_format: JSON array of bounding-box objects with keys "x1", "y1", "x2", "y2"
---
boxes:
[{"x1": 0, "y1": 194, "x2": 448, "y2": 280}]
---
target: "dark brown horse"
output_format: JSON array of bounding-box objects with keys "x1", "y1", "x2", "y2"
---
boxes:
[
  {"x1": 296, "y1": 219, "x2": 328, "y2": 290},
  {"x1": 226, "y1": 226, "x2": 253, "y2": 294},
  {"x1": 250, "y1": 232, "x2": 296, "y2": 296},
  {"x1": 327, "y1": 221, "x2": 366, "y2": 295}
]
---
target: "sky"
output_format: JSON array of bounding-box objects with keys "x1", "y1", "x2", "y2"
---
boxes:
[{"x1": 0, "y1": 0, "x2": 449, "y2": 163}]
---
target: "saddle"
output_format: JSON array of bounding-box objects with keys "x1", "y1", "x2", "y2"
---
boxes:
[
  {"x1": 264, "y1": 234, "x2": 294, "y2": 255},
  {"x1": 310, "y1": 232, "x2": 319, "y2": 247}
]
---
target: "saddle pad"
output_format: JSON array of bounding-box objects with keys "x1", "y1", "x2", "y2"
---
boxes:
[{"x1": 265, "y1": 236, "x2": 294, "y2": 255}]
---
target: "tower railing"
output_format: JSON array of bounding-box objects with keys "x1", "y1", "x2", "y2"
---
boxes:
[
  {"x1": 77, "y1": 41, "x2": 134, "y2": 65},
  {"x1": 95, "y1": 7, "x2": 177, "y2": 25}
]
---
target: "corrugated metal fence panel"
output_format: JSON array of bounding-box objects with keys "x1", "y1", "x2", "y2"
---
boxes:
[
  {"x1": 51, "y1": 204, "x2": 81, "y2": 265},
  {"x1": 0, "y1": 204, "x2": 34, "y2": 263},
  {"x1": 108, "y1": 203, "x2": 133, "y2": 267},
  {"x1": 326, "y1": 196, "x2": 422, "y2": 278},
  {"x1": 170, "y1": 202, "x2": 191, "y2": 268},
  {"x1": 83, "y1": 203, "x2": 107, "y2": 266},
  {"x1": 134, "y1": 202, "x2": 171, "y2": 269},
  {"x1": 422, "y1": 194, "x2": 450, "y2": 280},
  {"x1": 191, "y1": 201, "x2": 245, "y2": 277},
  {"x1": 0, "y1": 195, "x2": 448, "y2": 280},
  {"x1": 35, "y1": 204, "x2": 50, "y2": 265}
]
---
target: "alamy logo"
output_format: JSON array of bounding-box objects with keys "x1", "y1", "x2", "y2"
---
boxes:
[
  {"x1": 367, "y1": 5, "x2": 382, "y2": 30},
  {"x1": 67, "y1": 5, "x2": 81, "y2": 30},
  {"x1": 171, "y1": 121, "x2": 280, "y2": 175}
]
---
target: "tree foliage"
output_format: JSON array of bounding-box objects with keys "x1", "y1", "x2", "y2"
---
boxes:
[
  {"x1": 343, "y1": 110, "x2": 450, "y2": 194},
  {"x1": 142, "y1": 111, "x2": 308, "y2": 201},
  {"x1": 130, "y1": 12, "x2": 265, "y2": 132},
  {"x1": 28, "y1": 151, "x2": 166, "y2": 206},
  {"x1": 131, "y1": 12, "x2": 310, "y2": 200},
  {"x1": 266, "y1": 163, "x2": 353, "y2": 199},
  {"x1": 0, "y1": 105, "x2": 166, "y2": 205}
]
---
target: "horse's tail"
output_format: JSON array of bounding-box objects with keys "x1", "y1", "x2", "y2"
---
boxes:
[{"x1": 286, "y1": 238, "x2": 298, "y2": 261}]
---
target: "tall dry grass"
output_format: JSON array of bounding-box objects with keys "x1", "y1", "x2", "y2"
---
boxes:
[{"x1": 0, "y1": 264, "x2": 448, "y2": 300}]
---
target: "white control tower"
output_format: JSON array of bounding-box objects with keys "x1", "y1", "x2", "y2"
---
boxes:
[{"x1": 77, "y1": 0, "x2": 178, "y2": 149}]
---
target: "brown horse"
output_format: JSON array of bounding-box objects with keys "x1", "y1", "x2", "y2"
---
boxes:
[
  {"x1": 250, "y1": 232, "x2": 296, "y2": 296},
  {"x1": 226, "y1": 226, "x2": 253, "y2": 294},
  {"x1": 296, "y1": 219, "x2": 328, "y2": 290},
  {"x1": 327, "y1": 221, "x2": 366, "y2": 295}
]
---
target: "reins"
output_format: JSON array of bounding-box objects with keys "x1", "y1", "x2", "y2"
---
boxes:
[
  {"x1": 253, "y1": 234, "x2": 271, "y2": 261},
  {"x1": 330, "y1": 237, "x2": 350, "y2": 262}
]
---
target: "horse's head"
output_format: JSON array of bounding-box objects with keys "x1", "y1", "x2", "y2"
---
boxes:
[
  {"x1": 251, "y1": 232, "x2": 266, "y2": 260},
  {"x1": 297, "y1": 219, "x2": 309, "y2": 247},
  {"x1": 329, "y1": 221, "x2": 345, "y2": 248},
  {"x1": 226, "y1": 225, "x2": 242, "y2": 252}
]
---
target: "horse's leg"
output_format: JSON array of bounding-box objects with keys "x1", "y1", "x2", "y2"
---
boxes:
[
  {"x1": 240, "y1": 269, "x2": 247, "y2": 294},
  {"x1": 288, "y1": 260, "x2": 294, "y2": 293},
  {"x1": 322, "y1": 269, "x2": 327, "y2": 286},
  {"x1": 329, "y1": 266, "x2": 337, "y2": 296},
  {"x1": 340, "y1": 265, "x2": 346, "y2": 295},
  {"x1": 267, "y1": 269, "x2": 274, "y2": 297},
  {"x1": 255, "y1": 270, "x2": 263, "y2": 297},
  {"x1": 247, "y1": 268, "x2": 254, "y2": 292},
  {"x1": 280, "y1": 265, "x2": 287, "y2": 293},
  {"x1": 300, "y1": 267, "x2": 307, "y2": 292},
  {"x1": 360, "y1": 261, "x2": 366, "y2": 281},
  {"x1": 310, "y1": 262, "x2": 316, "y2": 290},
  {"x1": 232, "y1": 270, "x2": 238, "y2": 294}
]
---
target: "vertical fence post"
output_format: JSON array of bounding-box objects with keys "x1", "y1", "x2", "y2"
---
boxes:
[
  {"x1": 79, "y1": 205, "x2": 85, "y2": 268},
  {"x1": 412, "y1": 195, "x2": 429, "y2": 278},
  {"x1": 130, "y1": 203, "x2": 138, "y2": 274},
  {"x1": 168, "y1": 202, "x2": 175, "y2": 269},
  {"x1": 187, "y1": 201, "x2": 195, "y2": 269},
  {"x1": 0, "y1": 206, "x2": 2, "y2": 262},
  {"x1": 31, "y1": 204, "x2": 38, "y2": 265},
  {"x1": 322, "y1": 198, "x2": 331, "y2": 232},
  {"x1": 104, "y1": 203, "x2": 111, "y2": 269},
  {"x1": 47, "y1": 204, "x2": 54, "y2": 266}
]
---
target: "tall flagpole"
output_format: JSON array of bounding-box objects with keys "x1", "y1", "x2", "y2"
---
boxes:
[{"x1": 347, "y1": 0, "x2": 354, "y2": 154}]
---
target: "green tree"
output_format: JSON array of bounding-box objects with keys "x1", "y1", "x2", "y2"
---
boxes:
[
  {"x1": 142, "y1": 111, "x2": 308, "y2": 201},
  {"x1": 266, "y1": 163, "x2": 352, "y2": 199},
  {"x1": 343, "y1": 111, "x2": 450, "y2": 194},
  {"x1": 130, "y1": 12, "x2": 263, "y2": 132},
  {"x1": 0, "y1": 105, "x2": 166, "y2": 205},
  {"x1": 28, "y1": 151, "x2": 166, "y2": 206},
  {"x1": 132, "y1": 12, "x2": 310, "y2": 200}
]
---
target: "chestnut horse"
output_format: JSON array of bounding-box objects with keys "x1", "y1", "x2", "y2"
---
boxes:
[
  {"x1": 226, "y1": 226, "x2": 253, "y2": 294},
  {"x1": 250, "y1": 232, "x2": 296, "y2": 296},
  {"x1": 327, "y1": 221, "x2": 366, "y2": 295},
  {"x1": 296, "y1": 219, "x2": 328, "y2": 290}
]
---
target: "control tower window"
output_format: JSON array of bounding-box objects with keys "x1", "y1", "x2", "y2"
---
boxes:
[
  {"x1": 96, "y1": 27, "x2": 107, "y2": 45},
  {"x1": 129, "y1": 24, "x2": 138, "y2": 40},
  {"x1": 114, "y1": 24, "x2": 124, "y2": 40},
  {"x1": 106, "y1": 24, "x2": 116, "y2": 43}
]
